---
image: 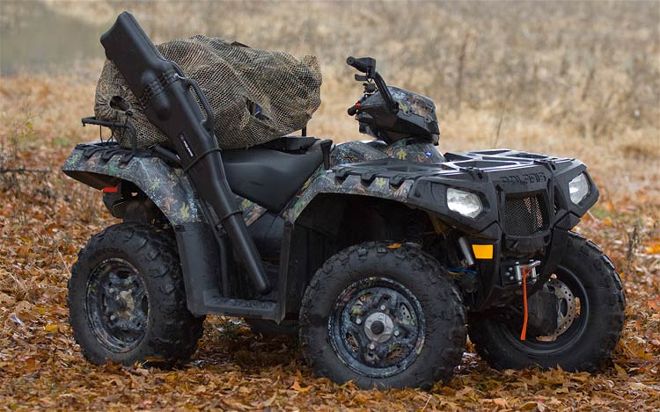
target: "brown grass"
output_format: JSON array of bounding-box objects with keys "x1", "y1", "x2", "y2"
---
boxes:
[{"x1": 0, "y1": 1, "x2": 659, "y2": 410}]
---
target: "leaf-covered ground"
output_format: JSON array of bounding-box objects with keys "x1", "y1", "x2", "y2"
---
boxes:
[{"x1": 0, "y1": 73, "x2": 658, "y2": 411}]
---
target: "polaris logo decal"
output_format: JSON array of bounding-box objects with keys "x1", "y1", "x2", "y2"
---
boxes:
[
  {"x1": 178, "y1": 133, "x2": 195, "y2": 158},
  {"x1": 498, "y1": 172, "x2": 547, "y2": 185}
]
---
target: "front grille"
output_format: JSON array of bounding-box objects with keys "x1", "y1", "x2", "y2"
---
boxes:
[{"x1": 504, "y1": 194, "x2": 547, "y2": 236}]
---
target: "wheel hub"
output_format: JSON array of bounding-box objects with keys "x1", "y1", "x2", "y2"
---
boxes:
[
  {"x1": 364, "y1": 312, "x2": 394, "y2": 343},
  {"x1": 86, "y1": 258, "x2": 149, "y2": 352},
  {"x1": 118, "y1": 290, "x2": 136, "y2": 312},
  {"x1": 329, "y1": 277, "x2": 426, "y2": 378}
]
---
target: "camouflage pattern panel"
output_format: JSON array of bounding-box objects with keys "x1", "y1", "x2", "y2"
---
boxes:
[
  {"x1": 284, "y1": 168, "x2": 414, "y2": 223},
  {"x1": 238, "y1": 197, "x2": 268, "y2": 226},
  {"x1": 284, "y1": 138, "x2": 444, "y2": 223},
  {"x1": 330, "y1": 141, "x2": 388, "y2": 166},
  {"x1": 389, "y1": 87, "x2": 435, "y2": 120},
  {"x1": 63, "y1": 144, "x2": 266, "y2": 226},
  {"x1": 63, "y1": 144, "x2": 203, "y2": 224},
  {"x1": 331, "y1": 139, "x2": 444, "y2": 168},
  {"x1": 381, "y1": 139, "x2": 445, "y2": 164}
]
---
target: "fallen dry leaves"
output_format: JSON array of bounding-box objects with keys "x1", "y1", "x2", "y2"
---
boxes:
[{"x1": 1, "y1": 72, "x2": 659, "y2": 411}]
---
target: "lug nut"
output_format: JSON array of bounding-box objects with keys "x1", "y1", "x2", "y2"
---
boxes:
[
  {"x1": 394, "y1": 330, "x2": 400, "y2": 337},
  {"x1": 369, "y1": 343, "x2": 375, "y2": 350},
  {"x1": 380, "y1": 305, "x2": 386, "y2": 311},
  {"x1": 356, "y1": 318, "x2": 362, "y2": 325}
]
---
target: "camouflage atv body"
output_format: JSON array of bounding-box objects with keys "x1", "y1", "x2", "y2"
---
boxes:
[
  {"x1": 63, "y1": 138, "x2": 442, "y2": 227},
  {"x1": 63, "y1": 13, "x2": 625, "y2": 390}
]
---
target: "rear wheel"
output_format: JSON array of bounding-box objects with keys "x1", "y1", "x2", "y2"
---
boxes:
[
  {"x1": 469, "y1": 233, "x2": 625, "y2": 371},
  {"x1": 299, "y1": 242, "x2": 466, "y2": 389},
  {"x1": 68, "y1": 223, "x2": 204, "y2": 367}
]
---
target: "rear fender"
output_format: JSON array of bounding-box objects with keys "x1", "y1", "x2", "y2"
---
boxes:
[
  {"x1": 63, "y1": 145, "x2": 203, "y2": 225},
  {"x1": 63, "y1": 145, "x2": 269, "y2": 226}
]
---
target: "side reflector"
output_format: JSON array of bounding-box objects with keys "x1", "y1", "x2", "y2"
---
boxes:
[
  {"x1": 102, "y1": 185, "x2": 119, "y2": 193},
  {"x1": 472, "y1": 244, "x2": 493, "y2": 259}
]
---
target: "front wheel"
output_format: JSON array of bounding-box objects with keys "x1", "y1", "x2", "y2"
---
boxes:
[
  {"x1": 469, "y1": 233, "x2": 625, "y2": 371},
  {"x1": 299, "y1": 242, "x2": 466, "y2": 389}
]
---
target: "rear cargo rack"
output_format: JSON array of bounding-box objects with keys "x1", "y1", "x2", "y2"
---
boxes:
[
  {"x1": 81, "y1": 116, "x2": 128, "y2": 129},
  {"x1": 81, "y1": 116, "x2": 137, "y2": 149}
]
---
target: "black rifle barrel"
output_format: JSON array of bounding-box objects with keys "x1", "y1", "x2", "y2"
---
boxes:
[{"x1": 100, "y1": 12, "x2": 270, "y2": 293}]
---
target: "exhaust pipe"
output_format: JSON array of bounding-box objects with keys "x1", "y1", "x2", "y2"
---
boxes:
[{"x1": 99, "y1": 12, "x2": 270, "y2": 293}]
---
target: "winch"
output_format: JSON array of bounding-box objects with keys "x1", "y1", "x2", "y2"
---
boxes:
[{"x1": 503, "y1": 260, "x2": 541, "y2": 286}]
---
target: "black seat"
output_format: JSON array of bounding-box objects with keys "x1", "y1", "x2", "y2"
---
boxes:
[{"x1": 223, "y1": 140, "x2": 324, "y2": 212}]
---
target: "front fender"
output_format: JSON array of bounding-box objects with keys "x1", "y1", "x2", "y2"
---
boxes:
[
  {"x1": 284, "y1": 168, "x2": 415, "y2": 223},
  {"x1": 62, "y1": 144, "x2": 204, "y2": 225}
]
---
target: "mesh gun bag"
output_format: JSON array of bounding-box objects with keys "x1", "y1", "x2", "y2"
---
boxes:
[{"x1": 95, "y1": 35, "x2": 322, "y2": 149}]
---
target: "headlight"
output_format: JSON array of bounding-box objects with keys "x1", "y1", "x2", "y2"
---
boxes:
[
  {"x1": 447, "y1": 188, "x2": 483, "y2": 218},
  {"x1": 569, "y1": 173, "x2": 590, "y2": 204}
]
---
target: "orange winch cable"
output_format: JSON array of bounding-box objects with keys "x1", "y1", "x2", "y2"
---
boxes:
[{"x1": 520, "y1": 267, "x2": 529, "y2": 341}]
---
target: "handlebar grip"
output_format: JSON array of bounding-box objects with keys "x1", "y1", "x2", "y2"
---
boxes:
[
  {"x1": 347, "y1": 105, "x2": 358, "y2": 116},
  {"x1": 346, "y1": 56, "x2": 376, "y2": 75}
]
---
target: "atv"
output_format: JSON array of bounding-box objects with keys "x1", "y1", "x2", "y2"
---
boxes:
[{"x1": 63, "y1": 12, "x2": 625, "y2": 389}]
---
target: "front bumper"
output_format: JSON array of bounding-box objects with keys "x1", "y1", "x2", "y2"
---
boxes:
[{"x1": 409, "y1": 149, "x2": 598, "y2": 239}]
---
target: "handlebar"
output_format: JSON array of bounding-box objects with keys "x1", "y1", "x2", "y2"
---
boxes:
[
  {"x1": 346, "y1": 56, "x2": 399, "y2": 115},
  {"x1": 346, "y1": 56, "x2": 376, "y2": 76}
]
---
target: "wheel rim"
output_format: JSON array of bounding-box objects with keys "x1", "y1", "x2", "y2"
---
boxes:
[
  {"x1": 501, "y1": 265, "x2": 590, "y2": 354},
  {"x1": 328, "y1": 277, "x2": 425, "y2": 378},
  {"x1": 86, "y1": 258, "x2": 149, "y2": 352}
]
